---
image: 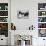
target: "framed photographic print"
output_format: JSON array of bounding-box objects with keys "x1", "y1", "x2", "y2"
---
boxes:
[{"x1": 17, "y1": 10, "x2": 29, "y2": 19}]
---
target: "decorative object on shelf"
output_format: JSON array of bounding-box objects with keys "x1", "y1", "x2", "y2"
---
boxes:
[
  {"x1": 38, "y1": 17, "x2": 46, "y2": 22},
  {"x1": 0, "y1": 3, "x2": 8, "y2": 10},
  {"x1": 38, "y1": 11, "x2": 46, "y2": 16},
  {"x1": 11, "y1": 23, "x2": 16, "y2": 30},
  {"x1": 39, "y1": 29, "x2": 46, "y2": 37},
  {"x1": 42, "y1": 11, "x2": 46, "y2": 16},
  {"x1": 42, "y1": 12, "x2": 45, "y2": 15},
  {"x1": 38, "y1": 3, "x2": 46, "y2": 10},
  {"x1": 0, "y1": 23, "x2": 8, "y2": 37},
  {"x1": 5, "y1": 6, "x2": 8, "y2": 10},
  {"x1": 38, "y1": 17, "x2": 43, "y2": 22},
  {"x1": 0, "y1": 11, "x2": 8, "y2": 16},
  {"x1": 29, "y1": 25, "x2": 35, "y2": 30},
  {"x1": 0, "y1": 17, "x2": 8, "y2": 22},
  {"x1": 38, "y1": 23, "x2": 46, "y2": 28},
  {"x1": 0, "y1": 23, "x2": 8, "y2": 30},
  {"x1": 17, "y1": 10, "x2": 29, "y2": 19},
  {"x1": 40, "y1": 8, "x2": 45, "y2": 10}
]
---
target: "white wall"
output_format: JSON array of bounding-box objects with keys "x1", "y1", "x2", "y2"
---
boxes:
[
  {"x1": 11, "y1": 0, "x2": 46, "y2": 46},
  {"x1": 11, "y1": 0, "x2": 38, "y2": 30}
]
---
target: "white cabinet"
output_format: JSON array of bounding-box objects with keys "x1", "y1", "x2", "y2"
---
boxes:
[
  {"x1": 38, "y1": 37, "x2": 46, "y2": 46},
  {"x1": 0, "y1": 35, "x2": 8, "y2": 45}
]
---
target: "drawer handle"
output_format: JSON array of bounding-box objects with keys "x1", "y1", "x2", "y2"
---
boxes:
[
  {"x1": 1, "y1": 39, "x2": 3, "y2": 40},
  {"x1": 43, "y1": 39, "x2": 45, "y2": 40}
]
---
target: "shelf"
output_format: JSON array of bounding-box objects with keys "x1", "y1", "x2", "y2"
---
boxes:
[
  {"x1": 38, "y1": 28, "x2": 46, "y2": 29},
  {"x1": 0, "y1": 10, "x2": 8, "y2": 11},
  {"x1": 38, "y1": 10, "x2": 46, "y2": 11},
  {"x1": 0, "y1": 22, "x2": 8, "y2": 23},
  {"x1": 0, "y1": 16, "x2": 8, "y2": 17},
  {"x1": 38, "y1": 22, "x2": 46, "y2": 23}
]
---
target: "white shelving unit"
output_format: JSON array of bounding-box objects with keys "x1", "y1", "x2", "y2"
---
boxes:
[
  {"x1": 0, "y1": 2, "x2": 9, "y2": 45},
  {"x1": 38, "y1": 3, "x2": 46, "y2": 37}
]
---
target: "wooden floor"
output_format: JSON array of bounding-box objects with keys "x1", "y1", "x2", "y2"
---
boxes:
[{"x1": 0, "y1": 45, "x2": 8, "y2": 46}]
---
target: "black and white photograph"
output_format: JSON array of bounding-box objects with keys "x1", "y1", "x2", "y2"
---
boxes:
[{"x1": 17, "y1": 10, "x2": 29, "y2": 19}]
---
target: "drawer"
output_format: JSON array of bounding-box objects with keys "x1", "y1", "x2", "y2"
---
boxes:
[{"x1": 0, "y1": 37, "x2": 8, "y2": 45}]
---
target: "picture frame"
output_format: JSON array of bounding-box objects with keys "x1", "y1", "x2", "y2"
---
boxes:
[{"x1": 17, "y1": 10, "x2": 29, "y2": 19}]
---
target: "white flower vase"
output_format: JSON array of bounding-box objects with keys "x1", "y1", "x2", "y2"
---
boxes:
[{"x1": 21, "y1": 40, "x2": 25, "y2": 46}]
